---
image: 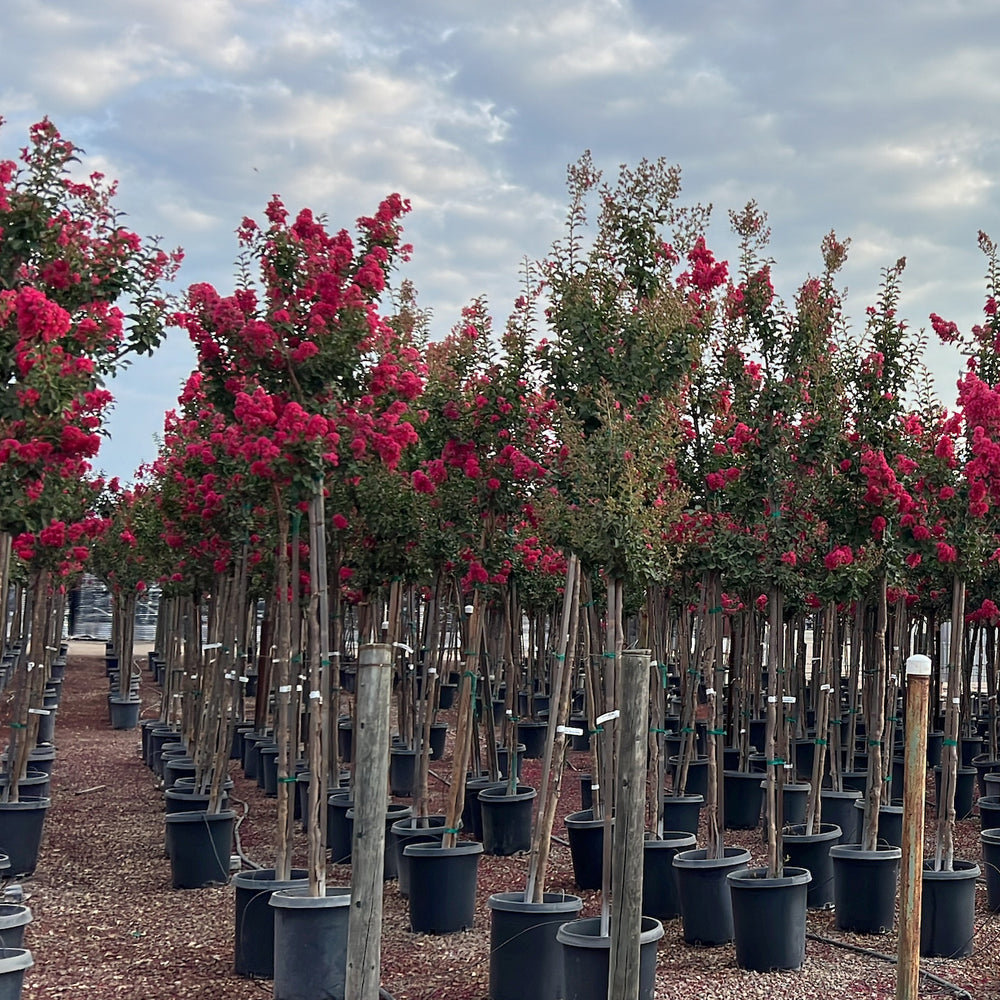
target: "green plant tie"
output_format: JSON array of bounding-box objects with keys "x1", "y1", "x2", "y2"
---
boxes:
[
  {"x1": 785, "y1": 716, "x2": 796, "y2": 724},
  {"x1": 9, "y1": 722, "x2": 25, "y2": 729},
  {"x1": 942, "y1": 738, "x2": 958, "y2": 747},
  {"x1": 814, "y1": 738, "x2": 828, "y2": 746},
  {"x1": 687, "y1": 668, "x2": 699, "y2": 676},
  {"x1": 829, "y1": 719, "x2": 842, "y2": 725},
  {"x1": 708, "y1": 606, "x2": 722, "y2": 614},
  {"x1": 708, "y1": 728, "x2": 726, "y2": 736},
  {"x1": 463, "y1": 650, "x2": 477, "y2": 657},
  {"x1": 771, "y1": 509, "x2": 781, "y2": 518},
  {"x1": 581, "y1": 601, "x2": 593, "y2": 608},
  {"x1": 553, "y1": 653, "x2": 566, "y2": 661},
  {"x1": 589, "y1": 727, "x2": 604, "y2": 735},
  {"x1": 681, "y1": 726, "x2": 695, "y2": 733},
  {"x1": 649, "y1": 727, "x2": 668, "y2": 734},
  {"x1": 883, "y1": 775, "x2": 892, "y2": 782},
  {"x1": 278, "y1": 776, "x2": 297, "y2": 783},
  {"x1": 603, "y1": 651, "x2": 617, "y2": 659},
  {"x1": 766, "y1": 758, "x2": 785, "y2": 766},
  {"x1": 444, "y1": 827, "x2": 460, "y2": 835},
  {"x1": 321, "y1": 659, "x2": 330, "y2": 667},
  {"x1": 464, "y1": 670, "x2": 478, "y2": 702},
  {"x1": 658, "y1": 663, "x2": 668, "y2": 688},
  {"x1": 291, "y1": 654, "x2": 302, "y2": 664},
  {"x1": 868, "y1": 739, "x2": 882, "y2": 747}
]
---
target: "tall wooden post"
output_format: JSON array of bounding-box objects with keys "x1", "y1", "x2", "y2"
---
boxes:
[
  {"x1": 608, "y1": 649, "x2": 650, "y2": 999},
  {"x1": 896, "y1": 652, "x2": 930, "y2": 1000},
  {"x1": 345, "y1": 642, "x2": 393, "y2": 1000}
]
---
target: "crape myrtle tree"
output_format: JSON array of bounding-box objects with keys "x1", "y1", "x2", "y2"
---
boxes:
[{"x1": 0, "y1": 117, "x2": 179, "y2": 795}]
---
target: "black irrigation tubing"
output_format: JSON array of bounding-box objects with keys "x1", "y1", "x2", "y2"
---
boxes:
[{"x1": 806, "y1": 932, "x2": 973, "y2": 999}]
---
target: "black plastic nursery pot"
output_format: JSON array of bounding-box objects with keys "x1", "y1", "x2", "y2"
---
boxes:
[
  {"x1": 659, "y1": 793, "x2": 704, "y2": 836},
  {"x1": 564, "y1": 809, "x2": 606, "y2": 891},
  {"x1": 517, "y1": 721, "x2": 548, "y2": 760},
  {"x1": 463, "y1": 776, "x2": 505, "y2": 841},
  {"x1": 982, "y1": 828, "x2": 1000, "y2": 911},
  {"x1": 920, "y1": 860, "x2": 980, "y2": 958},
  {"x1": 673, "y1": 847, "x2": 752, "y2": 946},
  {"x1": 108, "y1": 695, "x2": 141, "y2": 730},
  {"x1": 259, "y1": 746, "x2": 279, "y2": 797},
  {"x1": 270, "y1": 886, "x2": 350, "y2": 1000},
  {"x1": 556, "y1": 915, "x2": 663, "y2": 1000},
  {"x1": 345, "y1": 804, "x2": 412, "y2": 880},
  {"x1": 728, "y1": 866, "x2": 812, "y2": 971},
  {"x1": 403, "y1": 841, "x2": 484, "y2": 933},
  {"x1": 326, "y1": 790, "x2": 354, "y2": 865},
  {"x1": 723, "y1": 770, "x2": 763, "y2": 829},
  {"x1": 164, "y1": 809, "x2": 235, "y2": 889},
  {"x1": 830, "y1": 843, "x2": 901, "y2": 934},
  {"x1": 972, "y1": 754, "x2": 1000, "y2": 798},
  {"x1": 820, "y1": 789, "x2": 862, "y2": 845},
  {"x1": 980, "y1": 795, "x2": 1000, "y2": 830},
  {"x1": 390, "y1": 814, "x2": 448, "y2": 897},
  {"x1": 782, "y1": 823, "x2": 842, "y2": 908},
  {"x1": 429, "y1": 722, "x2": 448, "y2": 761},
  {"x1": 487, "y1": 891, "x2": 582, "y2": 1000},
  {"x1": 852, "y1": 799, "x2": 903, "y2": 848},
  {"x1": 479, "y1": 784, "x2": 536, "y2": 856},
  {"x1": 933, "y1": 764, "x2": 977, "y2": 819},
  {"x1": 0, "y1": 797, "x2": 50, "y2": 877},
  {"x1": 0, "y1": 905, "x2": 31, "y2": 951},
  {"x1": 0, "y1": 949, "x2": 32, "y2": 1000},
  {"x1": 669, "y1": 754, "x2": 709, "y2": 799},
  {"x1": 642, "y1": 831, "x2": 697, "y2": 920},
  {"x1": 0, "y1": 745, "x2": 56, "y2": 779},
  {"x1": 389, "y1": 747, "x2": 417, "y2": 798},
  {"x1": 0, "y1": 770, "x2": 50, "y2": 802},
  {"x1": 233, "y1": 868, "x2": 309, "y2": 979}
]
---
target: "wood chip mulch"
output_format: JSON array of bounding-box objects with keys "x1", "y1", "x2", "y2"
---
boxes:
[{"x1": 14, "y1": 648, "x2": 1000, "y2": 998}]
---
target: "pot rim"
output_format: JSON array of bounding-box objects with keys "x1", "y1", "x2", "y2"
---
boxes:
[
  {"x1": 478, "y1": 784, "x2": 536, "y2": 803},
  {"x1": 726, "y1": 865, "x2": 812, "y2": 888},
  {"x1": 829, "y1": 843, "x2": 902, "y2": 860},
  {"x1": 232, "y1": 867, "x2": 309, "y2": 890},
  {"x1": 782, "y1": 822, "x2": 842, "y2": 841},
  {"x1": 163, "y1": 808, "x2": 235, "y2": 824},
  {"x1": 0, "y1": 796, "x2": 50, "y2": 812},
  {"x1": 555, "y1": 915, "x2": 663, "y2": 949},
  {"x1": 643, "y1": 831, "x2": 697, "y2": 849},
  {"x1": 269, "y1": 886, "x2": 351, "y2": 909},
  {"x1": 487, "y1": 890, "x2": 583, "y2": 914},
  {"x1": 402, "y1": 841, "x2": 484, "y2": 858},
  {"x1": 0, "y1": 905, "x2": 31, "y2": 930},
  {"x1": 921, "y1": 859, "x2": 981, "y2": 879},
  {"x1": 0, "y1": 948, "x2": 33, "y2": 973},
  {"x1": 672, "y1": 846, "x2": 751, "y2": 870}
]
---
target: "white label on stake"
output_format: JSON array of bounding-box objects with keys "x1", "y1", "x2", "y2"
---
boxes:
[
  {"x1": 203, "y1": 643, "x2": 222, "y2": 650},
  {"x1": 26, "y1": 662, "x2": 33, "y2": 672},
  {"x1": 782, "y1": 696, "x2": 796, "y2": 704},
  {"x1": 768, "y1": 695, "x2": 777, "y2": 703},
  {"x1": 309, "y1": 690, "x2": 321, "y2": 700},
  {"x1": 591, "y1": 784, "x2": 599, "y2": 791},
  {"x1": 239, "y1": 676, "x2": 250, "y2": 683},
  {"x1": 596, "y1": 709, "x2": 620, "y2": 725},
  {"x1": 428, "y1": 668, "x2": 437, "y2": 677},
  {"x1": 278, "y1": 685, "x2": 292, "y2": 694},
  {"x1": 392, "y1": 642, "x2": 414, "y2": 655},
  {"x1": 557, "y1": 725, "x2": 584, "y2": 736},
  {"x1": 820, "y1": 684, "x2": 832, "y2": 692},
  {"x1": 705, "y1": 688, "x2": 716, "y2": 697},
  {"x1": 28, "y1": 708, "x2": 50, "y2": 715}
]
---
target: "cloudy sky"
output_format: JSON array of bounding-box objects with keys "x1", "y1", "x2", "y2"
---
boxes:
[{"x1": 3, "y1": 0, "x2": 998, "y2": 481}]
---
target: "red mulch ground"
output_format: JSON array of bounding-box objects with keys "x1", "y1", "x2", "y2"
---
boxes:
[{"x1": 15, "y1": 647, "x2": 1000, "y2": 998}]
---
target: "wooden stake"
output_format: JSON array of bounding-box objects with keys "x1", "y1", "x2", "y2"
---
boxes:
[
  {"x1": 345, "y1": 642, "x2": 393, "y2": 1000},
  {"x1": 607, "y1": 648, "x2": 650, "y2": 1000},
  {"x1": 896, "y1": 653, "x2": 931, "y2": 1000}
]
